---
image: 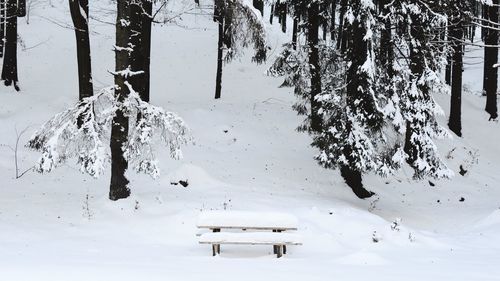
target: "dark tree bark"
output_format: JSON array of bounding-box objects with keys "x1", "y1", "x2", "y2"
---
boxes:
[
  {"x1": 279, "y1": 2, "x2": 287, "y2": 33},
  {"x1": 308, "y1": 1, "x2": 322, "y2": 132},
  {"x1": 0, "y1": 0, "x2": 5, "y2": 58},
  {"x1": 69, "y1": 0, "x2": 93, "y2": 101},
  {"x1": 379, "y1": 0, "x2": 393, "y2": 77},
  {"x1": 484, "y1": 0, "x2": 499, "y2": 120},
  {"x1": 17, "y1": 0, "x2": 26, "y2": 17},
  {"x1": 337, "y1": 0, "x2": 347, "y2": 51},
  {"x1": 141, "y1": 0, "x2": 152, "y2": 102},
  {"x1": 252, "y1": 0, "x2": 263, "y2": 16},
  {"x1": 109, "y1": 0, "x2": 132, "y2": 201},
  {"x1": 405, "y1": 11, "x2": 425, "y2": 170},
  {"x1": 128, "y1": 0, "x2": 149, "y2": 101},
  {"x1": 269, "y1": 3, "x2": 274, "y2": 24},
  {"x1": 445, "y1": 54, "x2": 452, "y2": 86},
  {"x1": 214, "y1": 0, "x2": 224, "y2": 99},
  {"x1": 340, "y1": 166, "x2": 374, "y2": 199},
  {"x1": 342, "y1": 0, "x2": 375, "y2": 199},
  {"x1": 1, "y1": 0, "x2": 19, "y2": 91},
  {"x1": 330, "y1": 0, "x2": 336, "y2": 41},
  {"x1": 292, "y1": 17, "x2": 298, "y2": 49},
  {"x1": 482, "y1": 3, "x2": 489, "y2": 42},
  {"x1": 448, "y1": 13, "x2": 463, "y2": 137}
]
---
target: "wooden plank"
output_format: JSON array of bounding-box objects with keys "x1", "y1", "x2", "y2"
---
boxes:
[
  {"x1": 198, "y1": 226, "x2": 298, "y2": 231},
  {"x1": 200, "y1": 241, "x2": 302, "y2": 246},
  {"x1": 199, "y1": 232, "x2": 303, "y2": 245}
]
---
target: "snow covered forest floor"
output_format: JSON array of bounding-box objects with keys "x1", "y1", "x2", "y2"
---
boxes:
[{"x1": 1, "y1": 1, "x2": 499, "y2": 280}]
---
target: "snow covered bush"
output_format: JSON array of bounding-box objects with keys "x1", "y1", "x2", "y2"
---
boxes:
[{"x1": 27, "y1": 87, "x2": 190, "y2": 179}]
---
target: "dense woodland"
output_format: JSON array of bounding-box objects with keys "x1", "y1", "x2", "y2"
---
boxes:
[{"x1": 1, "y1": 0, "x2": 499, "y2": 200}]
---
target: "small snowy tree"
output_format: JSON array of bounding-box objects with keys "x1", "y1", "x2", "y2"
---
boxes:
[{"x1": 27, "y1": 87, "x2": 190, "y2": 180}]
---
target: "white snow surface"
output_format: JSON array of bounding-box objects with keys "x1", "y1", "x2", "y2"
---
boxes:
[
  {"x1": 1, "y1": 1, "x2": 500, "y2": 280},
  {"x1": 197, "y1": 210, "x2": 299, "y2": 229}
]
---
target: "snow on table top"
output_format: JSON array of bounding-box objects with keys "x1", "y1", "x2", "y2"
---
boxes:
[
  {"x1": 197, "y1": 211, "x2": 299, "y2": 230},
  {"x1": 199, "y1": 232, "x2": 303, "y2": 245}
]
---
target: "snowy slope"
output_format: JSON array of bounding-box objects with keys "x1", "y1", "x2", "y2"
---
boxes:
[{"x1": 0, "y1": 1, "x2": 499, "y2": 280}]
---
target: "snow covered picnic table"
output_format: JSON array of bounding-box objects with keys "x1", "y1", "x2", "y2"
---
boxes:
[{"x1": 197, "y1": 211, "x2": 302, "y2": 258}]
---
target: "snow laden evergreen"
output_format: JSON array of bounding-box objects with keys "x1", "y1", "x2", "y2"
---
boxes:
[
  {"x1": 27, "y1": 87, "x2": 190, "y2": 179},
  {"x1": 386, "y1": 0, "x2": 453, "y2": 179},
  {"x1": 270, "y1": 0, "x2": 453, "y2": 197},
  {"x1": 223, "y1": 0, "x2": 268, "y2": 63}
]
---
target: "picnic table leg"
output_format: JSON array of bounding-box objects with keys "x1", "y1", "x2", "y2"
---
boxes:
[
  {"x1": 212, "y1": 228, "x2": 221, "y2": 255},
  {"x1": 276, "y1": 230, "x2": 287, "y2": 254},
  {"x1": 276, "y1": 245, "x2": 283, "y2": 258},
  {"x1": 272, "y1": 230, "x2": 277, "y2": 254}
]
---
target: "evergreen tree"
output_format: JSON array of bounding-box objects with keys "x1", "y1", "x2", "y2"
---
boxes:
[{"x1": 271, "y1": 0, "x2": 453, "y2": 198}]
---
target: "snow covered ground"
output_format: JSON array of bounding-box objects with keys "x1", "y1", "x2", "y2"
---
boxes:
[{"x1": 1, "y1": 1, "x2": 499, "y2": 280}]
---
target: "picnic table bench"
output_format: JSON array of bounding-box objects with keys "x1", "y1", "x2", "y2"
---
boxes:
[{"x1": 197, "y1": 211, "x2": 302, "y2": 258}]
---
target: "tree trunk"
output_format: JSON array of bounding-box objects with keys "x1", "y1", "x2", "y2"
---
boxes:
[
  {"x1": 109, "y1": 0, "x2": 132, "y2": 201},
  {"x1": 141, "y1": 0, "x2": 152, "y2": 102},
  {"x1": 379, "y1": 0, "x2": 393, "y2": 77},
  {"x1": 484, "y1": 0, "x2": 499, "y2": 120},
  {"x1": 214, "y1": 0, "x2": 224, "y2": 99},
  {"x1": 1, "y1": 0, "x2": 19, "y2": 91},
  {"x1": 405, "y1": 12, "x2": 426, "y2": 168},
  {"x1": 330, "y1": 0, "x2": 336, "y2": 41},
  {"x1": 292, "y1": 17, "x2": 298, "y2": 50},
  {"x1": 308, "y1": 1, "x2": 322, "y2": 132},
  {"x1": 129, "y1": 0, "x2": 146, "y2": 98},
  {"x1": 448, "y1": 14, "x2": 463, "y2": 137},
  {"x1": 445, "y1": 54, "x2": 452, "y2": 86},
  {"x1": 0, "y1": 0, "x2": 5, "y2": 58},
  {"x1": 17, "y1": 0, "x2": 26, "y2": 17},
  {"x1": 340, "y1": 166, "x2": 374, "y2": 199},
  {"x1": 269, "y1": 3, "x2": 274, "y2": 24},
  {"x1": 337, "y1": 0, "x2": 347, "y2": 51},
  {"x1": 252, "y1": 0, "x2": 263, "y2": 16},
  {"x1": 482, "y1": 3, "x2": 489, "y2": 42},
  {"x1": 342, "y1": 0, "x2": 375, "y2": 199},
  {"x1": 69, "y1": 0, "x2": 93, "y2": 101},
  {"x1": 280, "y1": 2, "x2": 287, "y2": 33}
]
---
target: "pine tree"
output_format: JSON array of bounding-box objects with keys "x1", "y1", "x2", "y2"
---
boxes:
[
  {"x1": 271, "y1": 0, "x2": 454, "y2": 198},
  {"x1": 400, "y1": 0, "x2": 452, "y2": 179}
]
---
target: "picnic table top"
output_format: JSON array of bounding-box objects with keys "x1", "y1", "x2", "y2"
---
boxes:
[{"x1": 197, "y1": 210, "x2": 299, "y2": 230}]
